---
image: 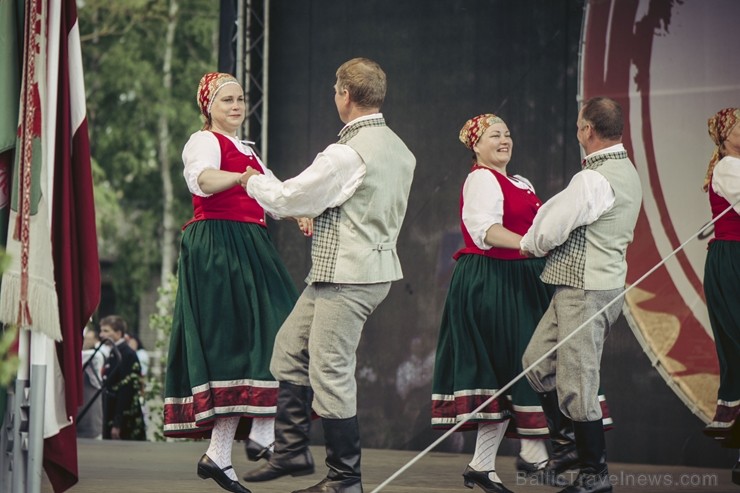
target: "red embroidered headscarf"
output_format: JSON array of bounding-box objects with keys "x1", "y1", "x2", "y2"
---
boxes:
[
  {"x1": 196, "y1": 72, "x2": 240, "y2": 129},
  {"x1": 704, "y1": 107, "x2": 740, "y2": 192},
  {"x1": 459, "y1": 113, "x2": 505, "y2": 150}
]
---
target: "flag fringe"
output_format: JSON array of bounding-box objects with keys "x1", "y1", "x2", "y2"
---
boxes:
[{"x1": 0, "y1": 271, "x2": 62, "y2": 341}]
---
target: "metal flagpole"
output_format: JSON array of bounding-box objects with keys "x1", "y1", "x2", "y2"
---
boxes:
[
  {"x1": 7, "y1": 334, "x2": 51, "y2": 493},
  {"x1": 26, "y1": 332, "x2": 47, "y2": 493},
  {"x1": 11, "y1": 329, "x2": 31, "y2": 493},
  {"x1": 0, "y1": 386, "x2": 11, "y2": 493}
]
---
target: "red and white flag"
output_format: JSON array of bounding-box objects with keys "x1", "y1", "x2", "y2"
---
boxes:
[
  {"x1": 46, "y1": 1, "x2": 101, "y2": 490},
  {"x1": 0, "y1": 0, "x2": 101, "y2": 491}
]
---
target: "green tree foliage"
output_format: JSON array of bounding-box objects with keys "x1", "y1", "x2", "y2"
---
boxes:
[
  {"x1": 0, "y1": 251, "x2": 18, "y2": 388},
  {"x1": 0, "y1": 325, "x2": 18, "y2": 388},
  {"x1": 78, "y1": 0, "x2": 219, "y2": 323},
  {"x1": 143, "y1": 272, "x2": 177, "y2": 440}
]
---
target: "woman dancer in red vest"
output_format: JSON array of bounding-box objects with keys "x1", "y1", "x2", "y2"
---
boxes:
[
  {"x1": 163, "y1": 72, "x2": 301, "y2": 493},
  {"x1": 430, "y1": 113, "x2": 551, "y2": 493},
  {"x1": 431, "y1": 113, "x2": 612, "y2": 492},
  {"x1": 702, "y1": 107, "x2": 740, "y2": 485}
]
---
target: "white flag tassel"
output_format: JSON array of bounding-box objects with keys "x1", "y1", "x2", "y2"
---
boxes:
[{"x1": 0, "y1": 0, "x2": 63, "y2": 341}]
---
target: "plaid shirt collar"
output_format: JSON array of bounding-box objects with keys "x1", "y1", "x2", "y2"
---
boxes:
[
  {"x1": 582, "y1": 143, "x2": 628, "y2": 170},
  {"x1": 337, "y1": 113, "x2": 385, "y2": 144}
]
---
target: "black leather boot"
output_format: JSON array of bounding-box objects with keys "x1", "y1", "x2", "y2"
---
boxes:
[
  {"x1": 538, "y1": 391, "x2": 579, "y2": 487},
  {"x1": 242, "y1": 382, "x2": 315, "y2": 482},
  {"x1": 292, "y1": 416, "x2": 363, "y2": 493},
  {"x1": 558, "y1": 420, "x2": 611, "y2": 493},
  {"x1": 732, "y1": 461, "x2": 740, "y2": 485}
]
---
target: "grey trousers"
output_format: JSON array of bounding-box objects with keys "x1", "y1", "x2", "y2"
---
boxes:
[
  {"x1": 522, "y1": 286, "x2": 623, "y2": 422},
  {"x1": 270, "y1": 282, "x2": 391, "y2": 419}
]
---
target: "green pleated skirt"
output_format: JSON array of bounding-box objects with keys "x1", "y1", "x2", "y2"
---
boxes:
[
  {"x1": 704, "y1": 239, "x2": 740, "y2": 447},
  {"x1": 164, "y1": 220, "x2": 298, "y2": 439},
  {"x1": 431, "y1": 254, "x2": 555, "y2": 437}
]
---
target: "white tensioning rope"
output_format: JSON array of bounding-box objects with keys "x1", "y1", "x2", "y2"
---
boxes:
[{"x1": 369, "y1": 198, "x2": 739, "y2": 493}]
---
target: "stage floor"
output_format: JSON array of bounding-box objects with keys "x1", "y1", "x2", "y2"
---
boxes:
[{"x1": 42, "y1": 439, "x2": 737, "y2": 493}]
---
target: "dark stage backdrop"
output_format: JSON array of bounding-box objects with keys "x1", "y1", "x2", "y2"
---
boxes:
[{"x1": 260, "y1": 0, "x2": 734, "y2": 469}]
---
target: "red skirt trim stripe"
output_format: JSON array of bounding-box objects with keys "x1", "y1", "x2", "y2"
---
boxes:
[
  {"x1": 163, "y1": 379, "x2": 277, "y2": 438},
  {"x1": 431, "y1": 391, "x2": 613, "y2": 436},
  {"x1": 706, "y1": 400, "x2": 740, "y2": 431}
]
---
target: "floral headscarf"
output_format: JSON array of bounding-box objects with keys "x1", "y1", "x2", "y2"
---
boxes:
[
  {"x1": 196, "y1": 72, "x2": 240, "y2": 127},
  {"x1": 704, "y1": 107, "x2": 740, "y2": 191},
  {"x1": 459, "y1": 113, "x2": 505, "y2": 150}
]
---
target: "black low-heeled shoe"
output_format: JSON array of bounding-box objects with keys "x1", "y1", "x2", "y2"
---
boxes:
[
  {"x1": 515, "y1": 455, "x2": 547, "y2": 476},
  {"x1": 732, "y1": 461, "x2": 740, "y2": 486},
  {"x1": 462, "y1": 465, "x2": 514, "y2": 493},
  {"x1": 197, "y1": 454, "x2": 252, "y2": 493},
  {"x1": 245, "y1": 439, "x2": 273, "y2": 462}
]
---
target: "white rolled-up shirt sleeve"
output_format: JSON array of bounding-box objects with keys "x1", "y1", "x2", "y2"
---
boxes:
[
  {"x1": 463, "y1": 171, "x2": 536, "y2": 250},
  {"x1": 462, "y1": 169, "x2": 505, "y2": 250},
  {"x1": 182, "y1": 131, "x2": 271, "y2": 197},
  {"x1": 520, "y1": 169, "x2": 614, "y2": 257},
  {"x1": 182, "y1": 131, "x2": 221, "y2": 197},
  {"x1": 246, "y1": 143, "x2": 366, "y2": 218},
  {"x1": 713, "y1": 156, "x2": 740, "y2": 214}
]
